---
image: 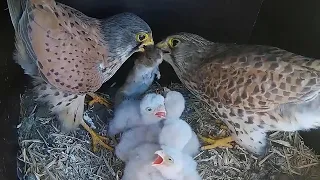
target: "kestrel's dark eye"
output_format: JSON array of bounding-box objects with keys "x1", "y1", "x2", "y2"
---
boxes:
[
  {"x1": 136, "y1": 33, "x2": 148, "y2": 42},
  {"x1": 168, "y1": 38, "x2": 180, "y2": 48},
  {"x1": 139, "y1": 34, "x2": 146, "y2": 41}
]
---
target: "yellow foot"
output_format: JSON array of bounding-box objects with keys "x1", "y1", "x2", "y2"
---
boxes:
[
  {"x1": 81, "y1": 121, "x2": 114, "y2": 152},
  {"x1": 199, "y1": 135, "x2": 234, "y2": 150},
  {"x1": 87, "y1": 92, "x2": 112, "y2": 108}
]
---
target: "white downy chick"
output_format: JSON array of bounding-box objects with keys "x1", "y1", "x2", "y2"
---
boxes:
[
  {"x1": 182, "y1": 131, "x2": 200, "y2": 157},
  {"x1": 122, "y1": 143, "x2": 166, "y2": 180},
  {"x1": 159, "y1": 90, "x2": 200, "y2": 156},
  {"x1": 116, "y1": 122, "x2": 200, "y2": 162},
  {"x1": 152, "y1": 145, "x2": 201, "y2": 180},
  {"x1": 108, "y1": 93, "x2": 166, "y2": 136},
  {"x1": 115, "y1": 123, "x2": 162, "y2": 162},
  {"x1": 114, "y1": 46, "x2": 163, "y2": 107}
]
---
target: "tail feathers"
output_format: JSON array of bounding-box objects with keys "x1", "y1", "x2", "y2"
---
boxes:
[
  {"x1": 14, "y1": 35, "x2": 38, "y2": 76},
  {"x1": 223, "y1": 118, "x2": 267, "y2": 156},
  {"x1": 232, "y1": 126, "x2": 268, "y2": 156},
  {"x1": 33, "y1": 80, "x2": 86, "y2": 131}
]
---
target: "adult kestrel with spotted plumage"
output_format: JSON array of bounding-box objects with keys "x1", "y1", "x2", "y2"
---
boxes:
[
  {"x1": 7, "y1": 0, "x2": 154, "y2": 152},
  {"x1": 157, "y1": 32, "x2": 320, "y2": 155}
]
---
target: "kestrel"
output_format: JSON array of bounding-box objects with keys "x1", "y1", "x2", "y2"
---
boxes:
[
  {"x1": 157, "y1": 32, "x2": 320, "y2": 155},
  {"x1": 7, "y1": 0, "x2": 154, "y2": 152}
]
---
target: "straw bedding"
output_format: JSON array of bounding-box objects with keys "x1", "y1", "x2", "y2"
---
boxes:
[{"x1": 17, "y1": 83, "x2": 320, "y2": 180}]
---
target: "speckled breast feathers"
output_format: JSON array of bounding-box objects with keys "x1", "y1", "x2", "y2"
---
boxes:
[{"x1": 24, "y1": 0, "x2": 110, "y2": 94}]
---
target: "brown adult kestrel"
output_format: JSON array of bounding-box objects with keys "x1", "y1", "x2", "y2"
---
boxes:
[
  {"x1": 7, "y1": 0, "x2": 154, "y2": 152},
  {"x1": 157, "y1": 32, "x2": 320, "y2": 155}
]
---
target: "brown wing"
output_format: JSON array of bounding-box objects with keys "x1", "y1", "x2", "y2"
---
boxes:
[
  {"x1": 196, "y1": 45, "x2": 320, "y2": 112},
  {"x1": 26, "y1": 0, "x2": 108, "y2": 93}
]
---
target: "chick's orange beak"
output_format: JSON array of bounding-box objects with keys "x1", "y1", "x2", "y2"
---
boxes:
[{"x1": 154, "y1": 105, "x2": 166, "y2": 118}]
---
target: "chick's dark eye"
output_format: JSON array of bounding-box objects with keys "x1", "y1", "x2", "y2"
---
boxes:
[{"x1": 146, "y1": 107, "x2": 152, "y2": 111}]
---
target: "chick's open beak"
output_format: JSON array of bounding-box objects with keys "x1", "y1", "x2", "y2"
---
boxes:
[
  {"x1": 155, "y1": 111, "x2": 166, "y2": 118},
  {"x1": 154, "y1": 105, "x2": 166, "y2": 118},
  {"x1": 152, "y1": 151, "x2": 164, "y2": 166},
  {"x1": 139, "y1": 33, "x2": 154, "y2": 52}
]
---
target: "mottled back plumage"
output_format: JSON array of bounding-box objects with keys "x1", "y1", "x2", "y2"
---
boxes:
[
  {"x1": 7, "y1": 0, "x2": 153, "y2": 139},
  {"x1": 157, "y1": 32, "x2": 320, "y2": 155}
]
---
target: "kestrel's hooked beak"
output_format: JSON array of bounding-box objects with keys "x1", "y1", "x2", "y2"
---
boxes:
[
  {"x1": 152, "y1": 150, "x2": 165, "y2": 166},
  {"x1": 139, "y1": 33, "x2": 154, "y2": 52},
  {"x1": 156, "y1": 40, "x2": 171, "y2": 54},
  {"x1": 154, "y1": 105, "x2": 166, "y2": 119}
]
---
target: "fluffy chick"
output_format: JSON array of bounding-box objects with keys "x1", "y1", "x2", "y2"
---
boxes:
[
  {"x1": 114, "y1": 46, "x2": 163, "y2": 107},
  {"x1": 115, "y1": 123, "x2": 162, "y2": 161},
  {"x1": 159, "y1": 90, "x2": 200, "y2": 156},
  {"x1": 108, "y1": 93, "x2": 166, "y2": 136},
  {"x1": 182, "y1": 131, "x2": 200, "y2": 157},
  {"x1": 122, "y1": 143, "x2": 165, "y2": 180},
  {"x1": 122, "y1": 144, "x2": 200, "y2": 180},
  {"x1": 152, "y1": 145, "x2": 201, "y2": 180},
  {"x1": 116, "y1": 123, "x2": 199, "y2": 162}
]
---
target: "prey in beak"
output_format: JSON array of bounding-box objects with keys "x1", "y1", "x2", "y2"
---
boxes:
[
  {"x1": 152, "y1": 150, "x2": 165, "y2": 166},
  {"x1": 154, "y1": 105, "x2": 166, "y2": 119},
  {"x1": 139, "y1": 33, "x2": 154, "y2": 52}
]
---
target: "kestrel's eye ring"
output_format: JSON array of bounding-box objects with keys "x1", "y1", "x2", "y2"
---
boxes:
[
  {"x1": 168, "y1": 38, "x2": 180, "y2": 48},
  {"x1": 136, "y1": 32, "x2": 148, "y2": 42}
]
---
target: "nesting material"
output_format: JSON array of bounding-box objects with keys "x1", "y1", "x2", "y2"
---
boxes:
[{"x1": 17, "y1": 83, "x2": 320, "y2": 180}]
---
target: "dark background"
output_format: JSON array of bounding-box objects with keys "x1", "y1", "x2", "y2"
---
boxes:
[{"x1": 1, "y1": 0, "x2": 319, "y2": 179}]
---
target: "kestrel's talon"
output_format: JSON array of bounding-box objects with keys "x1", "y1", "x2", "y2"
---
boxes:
[
  {"x1": 87, "y1": 93, "x2": 112, "y2": 108},
  {"x1": 199, "y1": 135, "x2": 234, "y2": 150},
  {"x1": 81, "y1": 121, "x2": 114, "y2": 152},
  {"x1": 91, "y1": 134, "x2": 114, "y2": 152},
  {"x1": 219, "y1": 124, "x2": 229, "y2": 131}
]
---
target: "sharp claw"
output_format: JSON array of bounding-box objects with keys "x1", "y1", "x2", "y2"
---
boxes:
[
  {"x1": 98, "y1": 136, "x2": 109, "y2": 141},
  {"x1": 201, "y1": 143, "x2": 233, "y2": 150},
  {"x1": 198, "y1": 134, "x2": 234, "y2": 150},
  {"x1": 87, "y1": 93, "x2": 113, "y2": 108},
  {"x1": 198, "y1": 134, "x2": 216, "y2": 144},
  {"x1": 91, "y1": 132, "x2": 114, "y2": 152},
  {"x1": 81, "y1": 121, "x2": 114, "y2": 152}
]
